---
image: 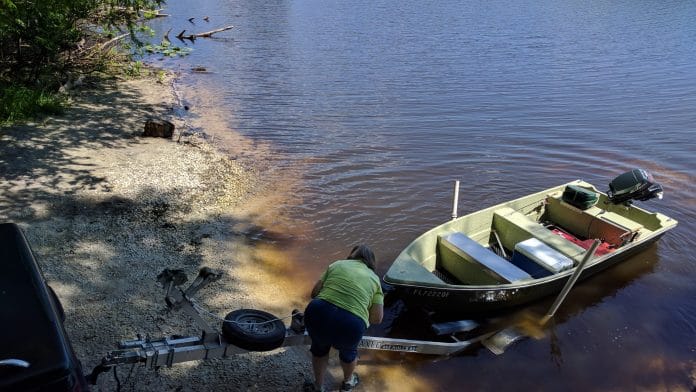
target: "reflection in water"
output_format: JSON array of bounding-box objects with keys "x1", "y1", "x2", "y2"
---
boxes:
[{"x1": 548, "y1": 327, "x2": 563, "y2": 369}]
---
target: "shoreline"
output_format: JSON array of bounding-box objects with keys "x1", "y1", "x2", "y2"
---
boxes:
[{"x1": 0, "y1": 71, "x2": 313, "y2": 391}]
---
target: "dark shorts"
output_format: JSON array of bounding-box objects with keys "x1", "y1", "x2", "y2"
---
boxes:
[{"x1": 304, "y1": 298, "x2": 367, "y2": 363}]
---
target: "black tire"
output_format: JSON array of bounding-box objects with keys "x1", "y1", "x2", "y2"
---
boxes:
[{"x1": 221, "y1": 309, "x2": 286, "y2": 352}]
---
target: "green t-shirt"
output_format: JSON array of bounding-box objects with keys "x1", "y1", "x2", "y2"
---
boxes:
[{"x1": 316, "y1": 259, "x2": 384, "y2": 327}]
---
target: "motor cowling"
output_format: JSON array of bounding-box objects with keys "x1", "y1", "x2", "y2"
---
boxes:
[{"x1": 607, "y1": 169, "x2": 663, "y2": 205}]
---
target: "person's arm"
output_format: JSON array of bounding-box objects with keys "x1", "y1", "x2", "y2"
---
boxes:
[
  {"x1": 310, "y1": 279, "x2": 323, "y2": 298},
  {"x1": 311, "y1": 266, "x2": 331, "y2": 298},
  {"x1": 368, "y1": 303, "x2": 383, "y2": 325}
]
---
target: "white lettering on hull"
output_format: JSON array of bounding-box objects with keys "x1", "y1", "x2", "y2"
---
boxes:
[
  {"x1": 411, "y1": 288, "x2": 450, "y2": 298},
  {"x1": 358, "y1": 340, "x2": 418, "y2": 352}
]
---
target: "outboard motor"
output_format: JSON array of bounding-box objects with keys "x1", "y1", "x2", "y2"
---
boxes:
[{"x1": 607, "y1": 169, "x2": 663, "y2": 205}]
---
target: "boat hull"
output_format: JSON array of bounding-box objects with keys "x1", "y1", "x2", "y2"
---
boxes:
[{"x1": 387, "y1": 233, "x2": 663, "y2": 314}]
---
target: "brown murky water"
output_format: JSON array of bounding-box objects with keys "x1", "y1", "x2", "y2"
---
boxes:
[{"x1": 151, "y1": 0, "x2": 696, "y2": 389}]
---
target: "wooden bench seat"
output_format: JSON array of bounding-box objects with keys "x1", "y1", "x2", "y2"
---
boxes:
[
  {"x1": 438, "y1": 232, "x2": 532, "y2": 285},
  {"x1": 545, "y1": 197, "x2": 644, "y2": 246},
  {"x1": 493, "y1": 206, "x2": 587, "y2": 262}
]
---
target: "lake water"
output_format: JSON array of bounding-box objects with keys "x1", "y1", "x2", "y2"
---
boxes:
[{"x1": 149, "y1": 0, "x2": 695, "y2": 390}]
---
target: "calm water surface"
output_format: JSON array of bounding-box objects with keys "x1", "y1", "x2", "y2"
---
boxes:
[{"x1": 151, "y1": 0, "x2": 695, "y2": 390}]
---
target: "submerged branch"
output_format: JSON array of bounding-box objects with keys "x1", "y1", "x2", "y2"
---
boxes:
[{"x1": 176, "y1": 25, "x2": 234, "y2": 41}]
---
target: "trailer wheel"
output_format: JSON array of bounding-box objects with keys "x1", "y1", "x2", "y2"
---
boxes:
[{"x1": 222, "y1": 309, "x2": 286, "y2": 352}]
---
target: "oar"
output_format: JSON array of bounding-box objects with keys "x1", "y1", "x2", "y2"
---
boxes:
[
  {"x1": 483, "y1": 239, "x2": 601, "y2": 355},
  {"x1": 539, "y1": 239, "x2": 600, "y2": 325}
]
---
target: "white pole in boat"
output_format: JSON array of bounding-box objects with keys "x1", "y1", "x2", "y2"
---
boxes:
[{"x1": 451, "y1": 180, "x2": 460, "y2": 220}]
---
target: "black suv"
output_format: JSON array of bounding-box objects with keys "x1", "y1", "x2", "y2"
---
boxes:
[{"x1": 0, "y1": 223, "x2": 89, "y2": 391}]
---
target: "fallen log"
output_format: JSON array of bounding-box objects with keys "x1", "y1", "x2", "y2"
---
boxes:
[
  {"x1": 176, "y1": 25, "x2": 234, "y2": 41},
  {"x1": 145, "y1": 8, "x2": 169, "y2": 18},
  {"x1": 94, "y1": 33, "x2": 129, "y2": 53}
]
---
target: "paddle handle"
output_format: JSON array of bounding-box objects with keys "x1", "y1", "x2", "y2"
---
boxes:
[
  {"x1": 541, "y1": 239, "x2": 601, "y2": 325},
  {"x1": 451, "y1": 180, "x2": 460, "y2": 220}
]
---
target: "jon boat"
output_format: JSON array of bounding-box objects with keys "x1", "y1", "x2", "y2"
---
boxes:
[{"x1": 383, "y1": 169, "x2": 678, "y2": 314}]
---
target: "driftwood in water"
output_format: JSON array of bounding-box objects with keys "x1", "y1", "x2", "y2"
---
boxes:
[
  {"x1": 147, "y1": 8, "x2": 169, "y2": 17},
  {"x1": 176, "y1": 25, "x2": 234, "y2": 41}
]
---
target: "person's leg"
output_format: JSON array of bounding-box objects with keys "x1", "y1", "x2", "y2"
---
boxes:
[
  {"x1": 312, "y1": 353, "x2": 331, "y2": 388},
  {"x1": 334, "y1": 310, "x2": 366, "y2": 390},
  {"x1": 304, "y1": 299, "x2": 334, "y2": 390},
  {"x1": 340, "y1": 358, "x2": 357, "y2": 382}
]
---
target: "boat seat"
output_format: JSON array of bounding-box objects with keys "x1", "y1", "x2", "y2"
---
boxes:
[
  {"x1": 438, "y1": 232, "x2": 532, "y2": 285},
  {"x1": 545, "y1": 196, "x2": 643, "y2": 246},
  {"x1": 493, "y1": 207, "x2": 587, "y2": 262}
]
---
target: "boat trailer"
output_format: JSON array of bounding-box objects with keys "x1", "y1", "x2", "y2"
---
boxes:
[{"x1": 87, "y1": 267, "x2": 489, "y2": 384}]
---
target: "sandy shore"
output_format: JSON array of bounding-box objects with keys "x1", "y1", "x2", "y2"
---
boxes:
[{"x1": 0, "y1": 72, "x2": 316, "y2": 391}]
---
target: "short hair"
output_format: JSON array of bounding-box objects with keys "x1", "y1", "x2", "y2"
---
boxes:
[{"x1": 347, "y1": 244, "x2": 376, "y2": 271}]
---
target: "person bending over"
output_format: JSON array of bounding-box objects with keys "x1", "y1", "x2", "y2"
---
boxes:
[{"x1": 303, "y1": 245, "x2": 384, "y2": 392}]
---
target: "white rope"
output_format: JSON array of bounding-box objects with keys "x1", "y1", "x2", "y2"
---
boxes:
[{"x1": 191, "y1": 301, "x2": 294, "y2": 325}]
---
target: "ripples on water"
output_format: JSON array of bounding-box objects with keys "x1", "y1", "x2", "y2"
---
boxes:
[{"x1": 152, "y1": 0, "x2": 695, "y2": 389}]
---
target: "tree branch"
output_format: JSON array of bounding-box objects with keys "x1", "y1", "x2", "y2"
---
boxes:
[{"x1": 176, "y1": 25, "x2": 234, "y2": 41}]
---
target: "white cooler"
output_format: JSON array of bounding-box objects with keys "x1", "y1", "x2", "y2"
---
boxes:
[{"x1": 511, "y1": 238, "x2": 574, "y2": 278}]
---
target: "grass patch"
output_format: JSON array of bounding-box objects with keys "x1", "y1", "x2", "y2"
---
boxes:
[{"x1": 0, "y1": 85, "x2": 66, "y2": 124}]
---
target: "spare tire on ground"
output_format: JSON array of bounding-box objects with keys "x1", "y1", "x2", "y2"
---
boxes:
[{"x1": 222, "y1": 309, "x2": 286, "y2": 352}]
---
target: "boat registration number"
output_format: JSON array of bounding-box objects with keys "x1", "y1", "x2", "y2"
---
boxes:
[{"x1": 411, "y1": 288, "x2": 450, "y2": 298}]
